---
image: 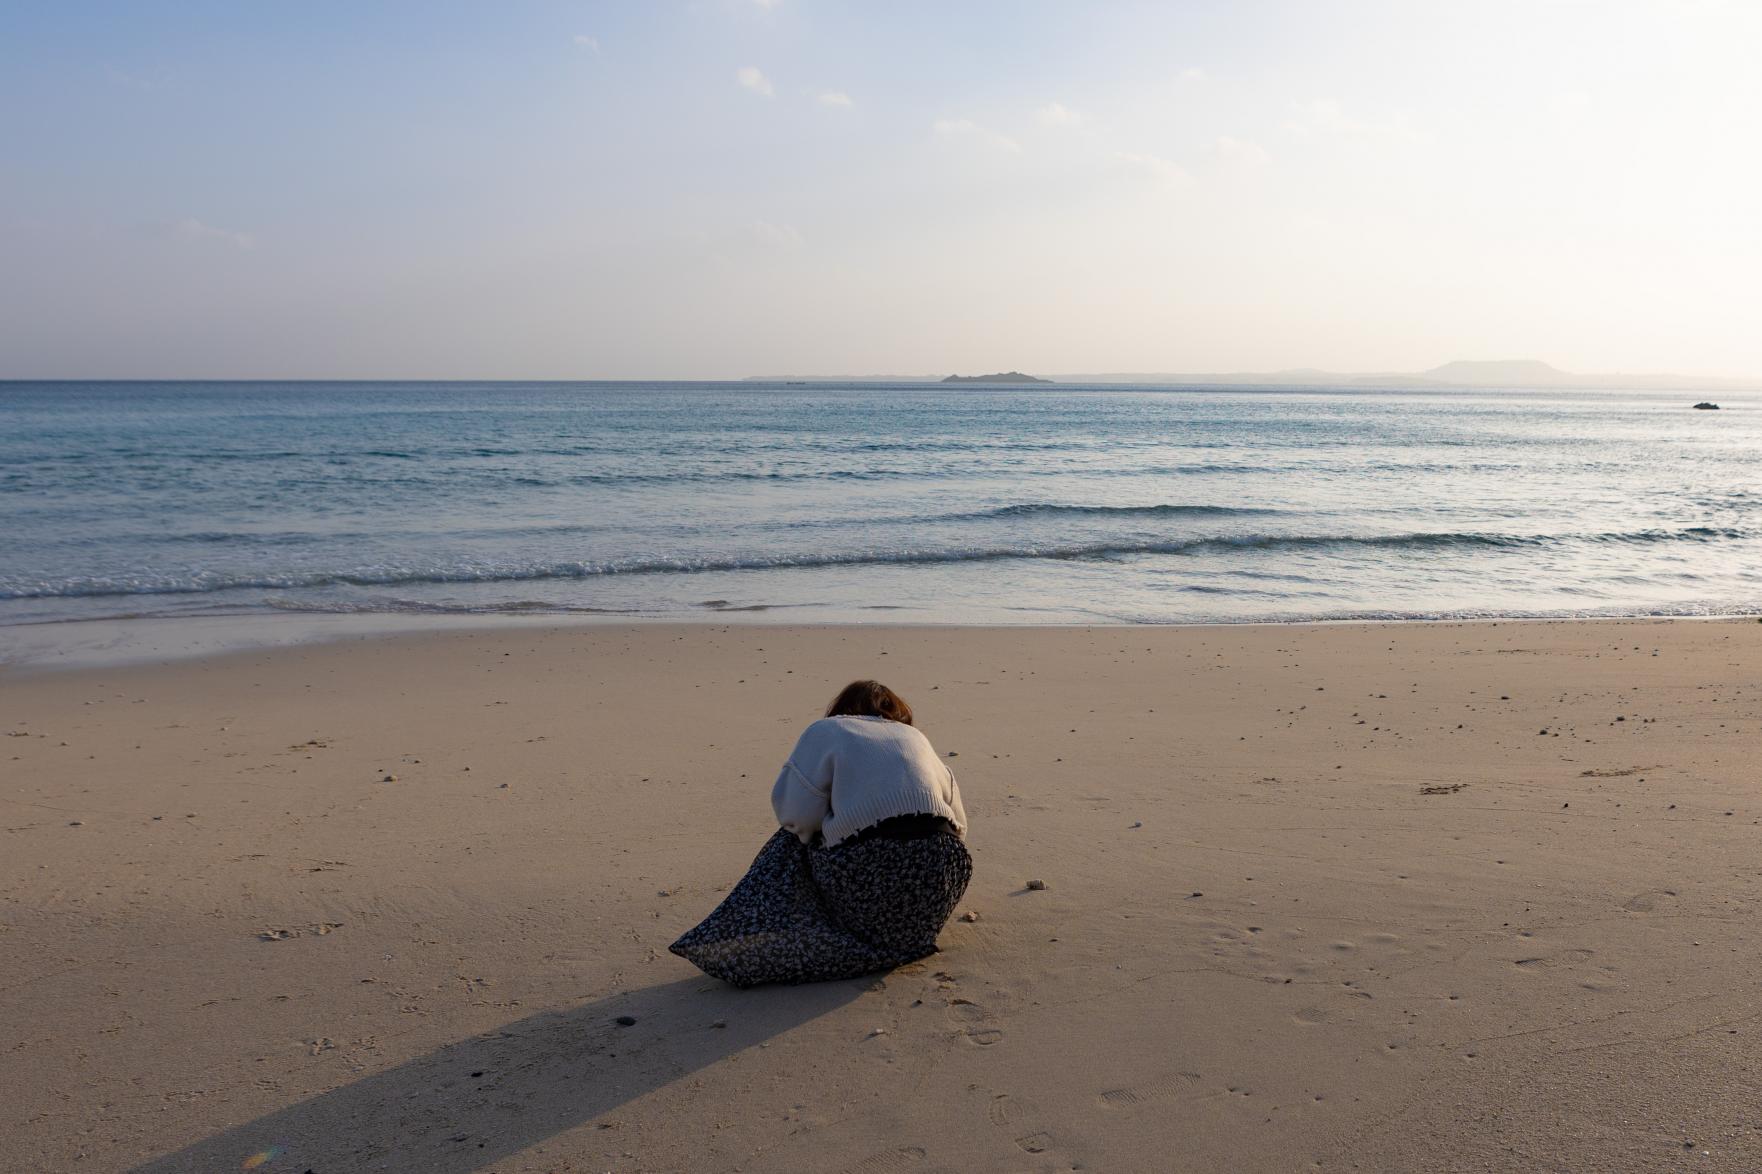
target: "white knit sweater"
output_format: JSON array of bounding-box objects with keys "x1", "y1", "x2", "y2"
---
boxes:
[{"x1": 771, "y1": 715, "x2": 968, "y2": 848}]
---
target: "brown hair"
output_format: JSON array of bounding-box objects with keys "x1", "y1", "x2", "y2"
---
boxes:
[{"x1": 824, "y1": 679, "x2": 913, "y2": 725}]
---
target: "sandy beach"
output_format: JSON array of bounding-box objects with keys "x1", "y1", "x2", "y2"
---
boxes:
[{"x1": 3, "y1": 617, "x2": 1760, "y2": 1172}]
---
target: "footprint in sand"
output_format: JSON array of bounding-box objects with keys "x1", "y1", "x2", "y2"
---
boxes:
[
  {"x1": 1100, "y1": 1071, "x2": 1203, "y2": 1107},
  {"x1": 1622, "y1": 888, "x2": 1678, "y2": 913},
  {"x1": 981, "y1": 1092, "x2": 1065, "y2": 1162},
  {"x1": 947, "y1": 997, "x2": 1002, "y2": 1046},
  {"x1": 1513, "y1": 947, "x2": 1596, "y2": 969},
  {"x1": 986, "y1": 1092, "x2": 1038, "y2": 1127},
  {"x1": 844, "y1": 1145, "x2": 927, "y2": 1173}
]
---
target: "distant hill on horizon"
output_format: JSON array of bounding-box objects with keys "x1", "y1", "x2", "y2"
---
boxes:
[
  {"x1": 940, "y1": 371, "x2": 1052, "y2": 384},
  {"x1": 742, "y1": 361, "x2": 1758, "y2": 390}
]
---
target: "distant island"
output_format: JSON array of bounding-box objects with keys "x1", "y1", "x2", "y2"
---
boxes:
[
  {"x1": 940, "y1": 371, "x2": 1051, "y2": 384},
  {"x1": 743, "y1": 361, "x2": 1757, "y2": 391}
]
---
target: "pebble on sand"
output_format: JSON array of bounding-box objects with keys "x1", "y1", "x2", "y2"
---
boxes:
[
  {"x1": 1026, "y1": 879, "x2": 1047, "y2": 891},
  {"x1": 960, "y1": 911, "x2": 980, "y2": 922},
  {"x1": 614, "y1": 1015, "x2": 637, "y2": 1026}
]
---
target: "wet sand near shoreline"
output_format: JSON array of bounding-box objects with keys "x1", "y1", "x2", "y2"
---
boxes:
[{"x1": 3, "y1": 618, "x2": 1760, "y2": 1172}]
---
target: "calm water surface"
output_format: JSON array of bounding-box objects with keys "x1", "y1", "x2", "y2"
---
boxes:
[{"x1": 2, "y1": 381, "x2": 1758, "y2": 628}]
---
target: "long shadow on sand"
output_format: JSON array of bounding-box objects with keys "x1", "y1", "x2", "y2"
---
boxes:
[{"x1": 129, "y1": 974, "x2": 866, "y2": 1174}]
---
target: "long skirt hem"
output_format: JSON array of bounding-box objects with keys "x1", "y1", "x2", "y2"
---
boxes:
[{"x1": 669, "y1": 828, "x2": 973, "y2": 989}]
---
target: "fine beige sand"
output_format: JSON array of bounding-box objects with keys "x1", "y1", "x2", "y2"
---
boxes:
[{"x1": 3, "y1": 618, "x2": 1760, "y2": 1172}]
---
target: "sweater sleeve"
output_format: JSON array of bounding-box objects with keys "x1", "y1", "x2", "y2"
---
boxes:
[{"x1": 772, "y1": 731, "x2": 833, "y2": 843}]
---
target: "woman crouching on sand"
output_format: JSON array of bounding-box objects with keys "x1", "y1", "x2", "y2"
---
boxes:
[{"x1": 670, "y1": 680, "x2": 971, "y2": 988}]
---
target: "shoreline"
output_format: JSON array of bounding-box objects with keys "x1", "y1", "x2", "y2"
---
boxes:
[
  {"x1": 4, "y1": 606, "x2": 1758, "y2": 674},
  {"x1": 5, "y1": 618, "x2": 1762, "y2": 1169}
]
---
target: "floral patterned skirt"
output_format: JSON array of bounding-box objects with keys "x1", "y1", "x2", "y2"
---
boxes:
[{"x1": 669, "y1": 827, "x2": 973, "y2": 988}]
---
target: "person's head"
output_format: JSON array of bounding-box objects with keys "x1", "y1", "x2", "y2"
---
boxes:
[{"x1": 824, "y1": 679, "x2": 913, "y2": 725}]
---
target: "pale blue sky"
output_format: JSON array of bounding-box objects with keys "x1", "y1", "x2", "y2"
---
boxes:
[{"x1": 3, "y1": 1, "x2": 1758, "y2": 378}]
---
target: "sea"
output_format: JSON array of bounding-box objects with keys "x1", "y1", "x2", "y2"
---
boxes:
[{"x1": 2, "y1": 381, "x2": 1758, "y2": 645}]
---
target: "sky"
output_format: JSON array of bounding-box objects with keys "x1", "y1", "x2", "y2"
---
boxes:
[{"x1": 2, "y1": 0, "x2": 1759, "y2": 380}]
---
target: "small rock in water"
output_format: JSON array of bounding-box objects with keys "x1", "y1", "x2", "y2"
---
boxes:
[
  {"x1": 614, "y1": 1015, "x2": 637, "y2": 1027},
  {"x1": 1026, "y1": 879, "x2": 1047, "y2": 891},
  {"x1": 959, "y1": 911, "x2": 980, "y2": 922}
]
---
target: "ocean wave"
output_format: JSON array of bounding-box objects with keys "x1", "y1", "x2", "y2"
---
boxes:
[
  {"x1": 3, "y1": 526, "x2": 1750, "y2": 600},
  {"x1": 963, "y1": 502, "x2": 1281, "y2": 521},
  {"x1": 259, "y1": 597, "x2": 644, "y2": 616},
  {"x1": 94, "y1": 501, "x2": 1278, "y2": 547}
]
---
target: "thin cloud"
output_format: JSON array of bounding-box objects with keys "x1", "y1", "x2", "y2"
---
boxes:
[
  {"x1": 1115, "y1": 151, "x2": 1193, "y2": 190},
  {"x1": 817, "y1": 90, "x2": 853, "y2": 107},
  {"x1": 1037, "y1": 102, "x2": 1082, "y2": 128},
  {"x1": 1284, "y1": 98, "x2": 1424, "y2": 144},
  {"x1": 572, "y1": 34, "x2": 600, "y2": 53},
  {"x1": 736, "y1": 66, "x2": 774, "y2": 97},
  {"x1": 932, "y1": 118, "x2": 1021, "y2": 153},
  {"x1": 748, "y1": 220, "x2": 805, "y2": 250},
  {"x1": 169, "y1": 218, "x2": 255, "y2": 250},
  {"x1": 1179, "y1": 67, "x2": 1206, "y2": 82},
  {"x1": 1214, "y1": 135, "x2": 1270, "y2": 166}
]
